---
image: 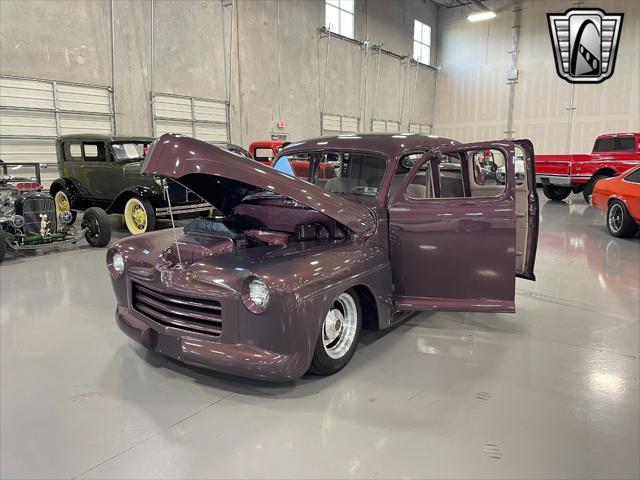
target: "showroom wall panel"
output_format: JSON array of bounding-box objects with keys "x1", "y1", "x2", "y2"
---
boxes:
[
  {"x1": 1, "y1": 0, "x2": 440, "y2": 148},
  {"x1": 433, "y1": 0, "x2": 640, "y2": 154}
]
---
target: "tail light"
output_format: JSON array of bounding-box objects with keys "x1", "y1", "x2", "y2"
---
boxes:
[{"x1": 16, "y1": 182, "x2": 42, "y2": 191}]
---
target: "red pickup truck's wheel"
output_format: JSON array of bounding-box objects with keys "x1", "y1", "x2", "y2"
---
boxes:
[
  {"x1": 607, "y1": 200, "x2": 638, "y2": 238},
  {"x1": 542, "y1": 185, "x2": 571, "y2": 201},
  {"x1": 583, "y1": 175, "x2": 608, "y2": 203}
]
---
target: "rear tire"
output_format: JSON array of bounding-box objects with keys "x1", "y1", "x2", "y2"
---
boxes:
[
  {"x1": 607, "y1": 200, "x2": 638, "y2": 238},
  {"x1": 542, "y1": 185, "x2": 571, "y2": 201},
  {"x1": 583, "y1": 175, "x2": 608, "y2": 203},
  {"x1": 83, "y1": 207, "x2": 112, "y2": 247},
  {"x1": 0, "y1": 229, "x2": 6, "y2": 263},
  {"x1": 308, "y1": 289, "x2": 362, "y2": 377},
  {"x1": 123, "y1": 197, "x2": 156, "y2": 235}
]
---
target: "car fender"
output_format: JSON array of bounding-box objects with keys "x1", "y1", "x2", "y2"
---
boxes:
[
  {"x1": 49, "y1": 178, "x2": 82, "y2": 207},
  {"x1": 106, "y1": 186, "x2": 164, "y2": 214}
]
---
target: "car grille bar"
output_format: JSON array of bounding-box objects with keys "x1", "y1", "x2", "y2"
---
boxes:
[
  {"x1": 132, "y1": 283, "x2": 222, "y2": 336},
  {"x1": 22, "y1": 197, "x2": 57, "y2": 234}
]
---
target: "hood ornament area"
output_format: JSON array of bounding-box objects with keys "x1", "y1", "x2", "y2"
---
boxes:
[
  {"x1": 547, "y1": 8, "x2": 623, "y2": 84},
  {"x1": 39, "y1": 214, "x2": 51, "y2": 236}
]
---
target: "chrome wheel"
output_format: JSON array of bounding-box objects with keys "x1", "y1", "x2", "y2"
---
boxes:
[
  {"x1": 322, "y1": 293, "x2": 358, "y2": 360},
  {"x1": 608, "y1": 203, "x2": 623, "y2": 233}
]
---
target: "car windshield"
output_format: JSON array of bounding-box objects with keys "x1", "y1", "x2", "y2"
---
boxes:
[
  {"x1": 272, "y1": 151, "x2": 387, "y2": 198},
  {"x1": 0, "y1": 162, "x2": 41, "y2": 183},
  {"x1": 111, "y1": 142, "x2": 148, "y2": 162}
]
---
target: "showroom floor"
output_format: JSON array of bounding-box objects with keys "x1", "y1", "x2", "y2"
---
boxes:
[{"x1": 1, "y1": 192, "x2": 638, "y2": 480}]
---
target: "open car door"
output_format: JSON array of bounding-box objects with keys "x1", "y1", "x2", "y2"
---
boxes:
[
  {"x1": 513, "y1": 139, "x2": 539, "y2": 281},
  {"x1": 388, "y1": 140, "x2": 539, "y2": 313}
]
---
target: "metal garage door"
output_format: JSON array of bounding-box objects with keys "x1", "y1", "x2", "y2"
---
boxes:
[
  {"x1": 371, "y1": 119, "x2": 401, "y2": 133},
  {"x1": 321, "y1": 113, "x2": 360, "y2": 135},
  {"x1": 408, "y1": 122, "x2": 432, "y2": 135},
  {"x1": 0, "y1": 75, "x2": 114, "y2": 185},
  {"x1": 152, "y1": 93, "x2": 230, "y2": 144}
]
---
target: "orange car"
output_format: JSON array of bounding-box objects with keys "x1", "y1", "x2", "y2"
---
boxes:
[{"x1": 591, "y1": 165, "x2": 640, "y2": 237}]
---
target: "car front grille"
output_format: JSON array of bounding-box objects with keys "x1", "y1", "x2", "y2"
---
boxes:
[
  {"x1": 132, "y1": 282, "x2": 222, "y2": 337},
  {"x1": 22, "y1": 197, "x2": 57, "y2": 234}
]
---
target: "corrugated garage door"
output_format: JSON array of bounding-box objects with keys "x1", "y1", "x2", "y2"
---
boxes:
[
  {"x1": 321, "y1": 113, "x2": 360, "y2": 135},
  {"x1": 408, "y1": 122, "x2": 432, "y2": 135},
  {"x1": 152, "y1": 93, "x2": 229, "y2": 144},
  {"x1": 0, "y1": 75, "x2": 114, "y2": 185},
  {"x1": 371, "y1": 119, "x2": 401, "y2": 133}
]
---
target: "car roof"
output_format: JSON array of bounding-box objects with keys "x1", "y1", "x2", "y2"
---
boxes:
[
  {"x1": 280, "y1": 133, "x2": 460, "y2": 160},
  {"x1": 57, "y1": 134, "x2": 154, "y2": 143},
  {"x1": 596, "y1": 132, "x2": 640, "y2": 139}
]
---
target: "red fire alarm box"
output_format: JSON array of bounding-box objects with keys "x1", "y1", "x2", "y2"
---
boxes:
[{"x1": 277, "y1": 119, "x2": 286, "y2": 129}]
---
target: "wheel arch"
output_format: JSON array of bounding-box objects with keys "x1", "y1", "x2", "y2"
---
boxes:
[
  {"x1": 49, "y1": 178, "x2": 81, "y2": 205},
  {"x1": 593, "y1": 168, "x2": 616, "y2": 178},
  {"x1": 350, "y1": 284, "x2": 379, "y2": 330}
]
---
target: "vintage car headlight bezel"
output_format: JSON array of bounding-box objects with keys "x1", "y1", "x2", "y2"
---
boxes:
[
  {"x1": 10, "y1": 214, "x2": 24, "y2": 228},
  {"x1": 242, "y1": 276, "x2": 270, "y2": 313},
  {"x1": 58, "y1": 211, "x2": 74, "y2": 225},
  {"x1": 112, "y1": 252, "x2": 125, "y2": 275}
]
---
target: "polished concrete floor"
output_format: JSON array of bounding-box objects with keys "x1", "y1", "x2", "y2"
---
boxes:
[{"x1": 1, "y1": 192, "x2": 638, "y2": 479}]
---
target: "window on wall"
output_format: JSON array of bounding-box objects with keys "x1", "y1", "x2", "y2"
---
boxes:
[
  {"x1": 325, "y1": 0, "x2": 355, "y2": 39},
  {"x1": 413, "y1": 20, "x2": 431, "y2": 65}
]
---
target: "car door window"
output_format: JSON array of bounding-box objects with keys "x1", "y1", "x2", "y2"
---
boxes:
[
  {"x1": 625, "y1": 168, "x2": 640, "y2": 184},
  {"x1": 82, "y1": 143, "x2": 106, "y2": 162}
]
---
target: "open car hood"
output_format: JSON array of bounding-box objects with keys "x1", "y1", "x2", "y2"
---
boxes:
[{"x1": 143, "y1": 134, "x2": 375, "y2": 236}]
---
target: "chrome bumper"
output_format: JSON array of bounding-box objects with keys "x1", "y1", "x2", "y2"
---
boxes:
[
  {"x1": 536, "y1": 175, "x2": 571, "y2": 186},
  {"x1": 155, "y1": 202, "x2": 212, "y2": 217}
]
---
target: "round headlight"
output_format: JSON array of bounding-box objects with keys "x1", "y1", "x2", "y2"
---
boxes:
[
  {"x1": 10, "y1": 214, "x2": 24, "y2": 228},
  {"x1": 112, "y1": 252, "x2": 125, "y2": 274},
  {"x1": 59, "y1": 211, "x2": 73, "y2": 224},
  {"x1": 243, "y1": 277, "x2": 270, "y2": 313},
  {"x1": 154, "y1": 176, "x2": 165, "y2": 186}
]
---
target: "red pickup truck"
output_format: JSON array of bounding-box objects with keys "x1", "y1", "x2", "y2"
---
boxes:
[{"x1": 536, "y1": 133, "x2": 640, "y2": 202}]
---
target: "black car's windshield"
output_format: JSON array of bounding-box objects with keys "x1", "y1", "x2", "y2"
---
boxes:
[
  {"x1": 272, "y1": 151, "x2": 387, "y2": 198},
  {"x1": 111, "y1": 142, "x2": 149, "y2": 162},
  {"x1": 0, "y1": 162, "x2": 41, "y2": 183}
]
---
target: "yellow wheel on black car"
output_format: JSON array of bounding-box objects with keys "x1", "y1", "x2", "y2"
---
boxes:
[
  {"x1": 123, "y1": 197, "x2": 155, "y2": 235},
  {"x1": 54, "y1": 190, "x2": 71, "y2": 215}
]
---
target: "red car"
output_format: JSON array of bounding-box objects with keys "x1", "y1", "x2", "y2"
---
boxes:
[
  {"x1": 536, "y1": 133, "x2": 640, "y2": 202},
  {"x1": 248, "y1": 140, "x2": 287, "y2": 164},
  {"x1": 591, "y1": 165, "x2": 640, "y2": 238}
]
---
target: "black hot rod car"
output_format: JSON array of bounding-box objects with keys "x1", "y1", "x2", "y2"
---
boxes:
[{"x1": 0, "y1": 161, "x2": 111, "y2": 263}]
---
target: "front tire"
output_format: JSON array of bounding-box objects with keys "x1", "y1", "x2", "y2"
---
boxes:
[
  {"x1": 82, "y1": 207, "x2": 112, "y2": 247},
  {"x1": 308, "y1": 289, "x2": 362, "y2": 377},
  {"x1": 542, "y1": 185, "x2": 571, "y2": 201},
  {"x1": 607, "y1": 200, "x2": 638, "y2": 238},
  {"x1": 583, "y1": 175, "x2": 608, "y2": 203},
  {"x1": 123, "y1": 197, "x2": 156, "y2": 235}
]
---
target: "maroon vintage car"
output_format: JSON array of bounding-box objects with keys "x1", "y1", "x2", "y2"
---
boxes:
[{"x1": 107, "y1": 133, "x2": 539, "y2": 381}]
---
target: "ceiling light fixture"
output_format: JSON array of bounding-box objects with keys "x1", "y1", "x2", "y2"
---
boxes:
[{"x1": 467, "y1": 11, "x2": 497, "y2": 22}]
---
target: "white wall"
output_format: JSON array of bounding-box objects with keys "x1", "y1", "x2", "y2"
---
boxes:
[
  {"x1": 0, "y1": 0, "x2": 439, "y2": 146},
  {"x1": 433, "y1": 0, "x2": 640, "y2": 154}
]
